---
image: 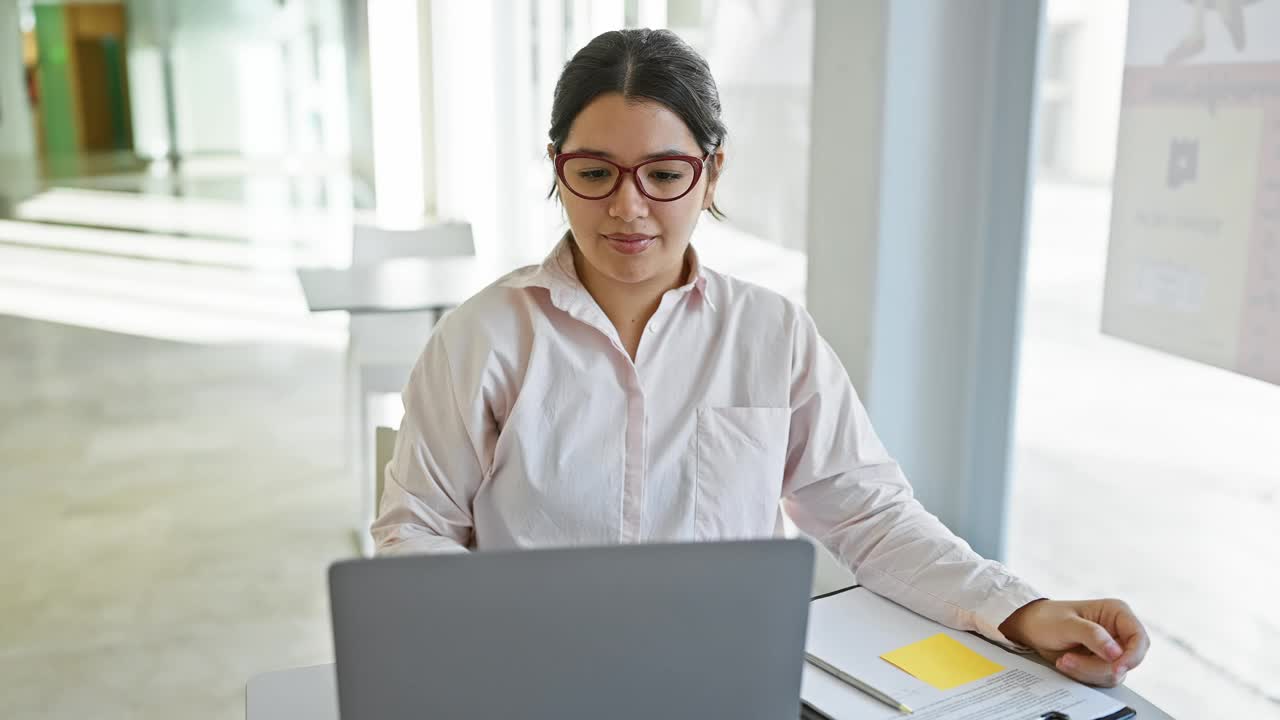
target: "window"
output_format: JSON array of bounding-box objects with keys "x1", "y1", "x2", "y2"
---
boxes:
[
  {"x1": 428, "y1": 0, "x2": 812, "y2": 296},
  {"x1": 1011, "y1": 2, "x2": 1280, "y2": 716}
]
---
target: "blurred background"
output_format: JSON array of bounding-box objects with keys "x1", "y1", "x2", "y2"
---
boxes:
[{"x1": 0, "y1": 1, "x2": 1277, "y2": 718}]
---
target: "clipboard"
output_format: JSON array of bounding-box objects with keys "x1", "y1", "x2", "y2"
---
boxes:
[
  {"x1": 801, "y1": 705, "x2": 1137, "y2": 720},
  {"x1": 801, "y1": 586, "x2": 1138, "y2": 720}
]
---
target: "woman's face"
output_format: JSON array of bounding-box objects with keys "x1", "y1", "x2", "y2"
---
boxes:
[{"x1": 550, "y1": 93, "x2": 722, "y2": 292}]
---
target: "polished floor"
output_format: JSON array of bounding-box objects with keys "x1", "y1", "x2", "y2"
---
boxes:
[
  {"x1": 0, "y1": 162, "x2": 359, "y2": 719},
  {"x1": 1, "y1": 167, "x2": 1278, "y2": 719},
  {"x1": 0, "y1": 315, "x2": 354, "y2": 719}
]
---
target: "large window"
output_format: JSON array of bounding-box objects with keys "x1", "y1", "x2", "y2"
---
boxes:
[
  {"x1": 428, "y1": 0, "x2": 812, "y2": 295},
  {"x1": 125, "y1": 0, "x2": 350, "y2": 161},
  {"x1": 1009, "y1": 2, "x2": 1280, "y2": 717}
]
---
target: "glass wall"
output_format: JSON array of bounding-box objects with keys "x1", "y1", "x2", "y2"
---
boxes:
[
  {"x1": 1010, "y1": 1, "x2": 1280, "y2": 717},
  {"x1": 428, "y1": 0, "x2": 812, "y2": 273},
  {"x1": 125, "y1": 0, "x2": 349, "y2": 161}
]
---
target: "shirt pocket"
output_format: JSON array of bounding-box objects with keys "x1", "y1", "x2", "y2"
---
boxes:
[{"x1": 695, "y1": 406, "x2": 791, "y2": 540}]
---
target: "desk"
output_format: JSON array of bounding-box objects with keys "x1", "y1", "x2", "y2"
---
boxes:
[
  {"x1": 246, "y1": 664, "x2": 337, "y2": 720},
  {"x1": 245, "y1": 661, "x2": 1172, "y2": 719}
]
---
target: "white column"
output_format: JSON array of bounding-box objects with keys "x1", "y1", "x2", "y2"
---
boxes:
[
  {"x1": 366, "y1": 0, "x2": 428, "y2": 226},
  {"x1": 342, "y1": 0, "x2": 439, "y2": 227},
  {"x1": 805, "y1": 0, "x2": 1043, "y2": 561},
  {"x1": 428, "y1": 0, "x2": 541, "y2": 264},
  {"x1": 427, "y1": 0, "x2": 500, "y2": 252}
]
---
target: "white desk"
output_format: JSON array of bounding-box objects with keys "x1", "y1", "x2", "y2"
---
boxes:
[
  {"x1": 246, "y1": 664, "x2": 338, "y2": 720},
  {"x1": 246, "y1": 660, "x2": 1172, "y2": 720}
]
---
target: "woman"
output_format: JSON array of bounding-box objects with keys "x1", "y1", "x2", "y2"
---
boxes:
[{"x1": 372, "y1": 28, "x2": 1148, "y2": 688}]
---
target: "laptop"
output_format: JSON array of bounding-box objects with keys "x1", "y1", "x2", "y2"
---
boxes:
[{"x1": 329, "y1": 539, "x2": 815, "y2": 719}]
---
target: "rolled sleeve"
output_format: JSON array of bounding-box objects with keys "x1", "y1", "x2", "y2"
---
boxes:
[
  {"x1": 779, "y1": 307, "x2": 1042, "y2": 647},
  {"x1": 370, "y1": 324, "x2": 490, "y2": 555}
]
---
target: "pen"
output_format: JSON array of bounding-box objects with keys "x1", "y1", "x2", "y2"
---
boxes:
[{"x1": 805, "y1": 651, "x2": 914, "y2": 714}]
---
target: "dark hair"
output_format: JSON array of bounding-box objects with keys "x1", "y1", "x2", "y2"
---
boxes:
[{"x1": 548, "y1": 28, "x2": 727, "y2": 220}]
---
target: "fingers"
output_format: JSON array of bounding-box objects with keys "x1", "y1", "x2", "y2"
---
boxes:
[
  {"x1": 1110, "y1": 604, "x2": 1151, "y2": 674},
  {"x1": 1065, "y1": 616, "x2": 1124, "y2": 663},
  {"x1": 1057, "y1": 651, "x2": 1128, "y2": 687}
]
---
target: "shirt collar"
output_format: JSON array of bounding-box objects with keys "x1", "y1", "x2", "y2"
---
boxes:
[{"x1": 499, "y1": 232, "x2": 718, "y2": 312}]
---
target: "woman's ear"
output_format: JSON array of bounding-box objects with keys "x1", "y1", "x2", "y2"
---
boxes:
[
  {"x1": 702, "y1": 145, "x2": 726, "y2": 210},
  {"x1": 546, "y1": 143, "x2": 556, "y2": 161}
]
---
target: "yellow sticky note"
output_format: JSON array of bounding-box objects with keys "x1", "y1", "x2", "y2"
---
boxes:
[{"x1": 880, "y1": 633, "x2": 1004, "y2": 690}]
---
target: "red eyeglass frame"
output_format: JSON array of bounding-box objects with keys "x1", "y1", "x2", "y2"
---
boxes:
[{"x1": 554, "y1": 152, "x2": 708, "y2": 202}]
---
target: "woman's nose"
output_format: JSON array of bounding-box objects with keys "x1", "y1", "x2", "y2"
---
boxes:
[{"x1": 608, "y1": 174, "x2": 649, "y2": 222}]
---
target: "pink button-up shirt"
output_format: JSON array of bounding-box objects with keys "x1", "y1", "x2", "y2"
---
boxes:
[{"x1": 373, "y1": 236, "x2": 1041, "y2": 645}]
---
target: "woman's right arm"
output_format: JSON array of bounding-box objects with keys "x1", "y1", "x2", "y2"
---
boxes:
[{"x1": 371, "y1": 324, "x2": 493, "y2": 555}]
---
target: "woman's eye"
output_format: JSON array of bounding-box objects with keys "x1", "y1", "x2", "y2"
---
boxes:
[
  {"x1": 577, "y1": 168, "x2": 613, "y2": 181},
  {"x1": 649, "y1": 171, "x2": 684, "y2": 183}
]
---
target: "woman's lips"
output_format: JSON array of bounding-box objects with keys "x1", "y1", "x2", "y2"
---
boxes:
[{"x1": 603, "y1": 234, "x2": 656, "y2": 255}]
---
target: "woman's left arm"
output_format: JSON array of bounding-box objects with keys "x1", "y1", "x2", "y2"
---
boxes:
[{"x1": 778, "y1": 307, "x2": 1148, "y2": 686}]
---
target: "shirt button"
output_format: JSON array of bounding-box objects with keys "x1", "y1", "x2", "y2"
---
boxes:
[{"x1": 648, "y1": 323, "x2": 658, "y2": 333}]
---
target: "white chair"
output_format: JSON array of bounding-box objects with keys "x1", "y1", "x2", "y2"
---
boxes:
[
  {"x1": 347, "y1": 221, "x2": 473, "y2": 555},
  {"x1": 359, "y1": 425, "x2": 400, "y2": 554},
  {"x1": 352, "y1": 221, "x2": 474, "y2": 263}
]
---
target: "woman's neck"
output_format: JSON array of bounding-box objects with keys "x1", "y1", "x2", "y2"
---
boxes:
[{"x1": 571, "y1": 241, "x2": 689, "y2": 354}]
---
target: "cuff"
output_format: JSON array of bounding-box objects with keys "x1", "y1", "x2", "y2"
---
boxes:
[
  {"x1": 972, "y1": 576, "x2": 1045, "y2": 653},
  {"x1": 375, "y1": 533, "x2": 471, "y2": 557}
]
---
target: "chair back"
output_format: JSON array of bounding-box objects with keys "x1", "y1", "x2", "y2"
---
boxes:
[{"x1": 351, "y1": 221, "x2": 474, "y2": 265}]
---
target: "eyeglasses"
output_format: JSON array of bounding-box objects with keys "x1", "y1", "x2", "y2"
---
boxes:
[{"x1": 554, "y1": 152, "x2": 707, "y2": 202}]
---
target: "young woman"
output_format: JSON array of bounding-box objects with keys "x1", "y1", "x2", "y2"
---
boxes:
[{"x1": 372, "y1": 28, "x2": 1148, "y2": 688}]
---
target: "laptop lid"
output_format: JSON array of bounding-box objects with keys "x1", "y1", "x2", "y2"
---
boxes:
[{"x1": 329, "y1": 539, "x2": 814, "y2": 720}]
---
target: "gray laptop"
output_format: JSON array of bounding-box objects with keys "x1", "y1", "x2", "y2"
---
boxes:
[{"x1": 329, "y1": 539, "x2": 814, "y2": 719}]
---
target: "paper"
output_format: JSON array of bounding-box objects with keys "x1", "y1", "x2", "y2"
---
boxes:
[
  {"x1": 803, "y1": 587, "x2": 1128, "y2": 720},
  {"x1": 880, "y1": 633, "x2": 1004, "y2": 690},
  {"x1": 802, "y1": 662, "x2": 896, "y2": 717}
]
